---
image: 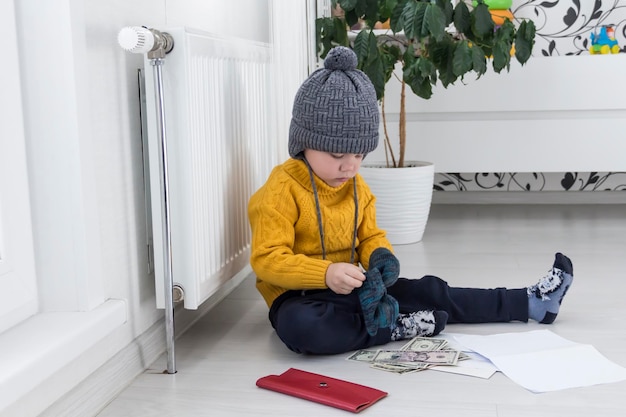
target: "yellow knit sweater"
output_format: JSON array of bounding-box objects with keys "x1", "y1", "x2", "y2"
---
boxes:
[{"x1": 248, "y1": 158, "x2": 393, "y2": 307}]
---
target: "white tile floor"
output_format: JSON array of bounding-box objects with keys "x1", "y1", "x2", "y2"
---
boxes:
[{"x1": 97, "y1": 204, "x2": 626, "y2": 417}]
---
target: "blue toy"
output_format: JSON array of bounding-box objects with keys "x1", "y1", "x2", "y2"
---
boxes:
[{"x1": 589, "y1": 25, "x2": 620, "y2": 54}]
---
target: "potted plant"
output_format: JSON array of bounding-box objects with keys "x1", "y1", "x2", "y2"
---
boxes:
[{"x1": 315, "y1": 0, "x2": 536, "y2": 243}]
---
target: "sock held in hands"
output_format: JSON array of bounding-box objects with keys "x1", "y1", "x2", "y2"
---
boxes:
[
  {"x1": 368, "y1": 247, "x2": 400, "y2": 287},
  {"x1": 358, "y1": 268, "x2": 399, "y2": 336},
  {"x1": 357, "y1": 248, "x2": 401, "y2": 336},
  {"x1": 527, "y1": 252, "x2": 574, "y2": 324}
]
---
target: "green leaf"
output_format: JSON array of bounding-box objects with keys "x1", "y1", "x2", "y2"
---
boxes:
[
  {"x1": 453, "y1": 0, "x2": 471, "y2": 35},
  {"x1": 354, "y1": 0, "x2": 369, "y2": 17},
  {"x1": 366, "y1": 29, "x2": 381, "y2": 65},
  {"x1": 471, "y1": 2, "x2": 494, "y2": 39},
  {"x1": 515, "y1": 20, "x2": 536, "y2": 64},
  {"x1": 389, "y1": 0, "x2": 407, "y2": 33},
  {"x1": 428, "y1": 38, "x2": 458, "y2": 87},
  {"x1": 333, "y1": 17, "x2": 350, "y2": 46},
  {"x1": 492, "y1": 20, "x2": 514, "y2": 71},
  {"x1": 344, "y1": 8, "x2": 360, "y2": 28},
  {"x1": 452, "y1": 40, "x2": 473, "y2": 76},
  {"x1": 519, "y1": 19, "x2": 537, "y2": 41},
  {"x1": 380, "y1": 43, "x2": 402, "y2": 82},
  {"x1": 438, "y1": 63, "x2": 458, "y2": 87},
  {"x1": 495, "y1": 19, "x2": 515, "y2": 44},
  {"x1": 379, "y1": 0, "x2": 398, "y2": 22},
  {"x1": 417, "y1": 55, "x2": 435, "y2": 80},
  {"x1": 400, "y1": 0, "x2": 417, "y2": 39},
  {"x1": 359, "y1": 31, "x2": 386, "y2": 99},
  {"x1": 424, "y1": 2, "x2": 446, "y2": 41},
  {"x1": 402, "y1": 0, "x2": 428, "y2": 40},
  {"x1": 362, "y1": 0, "x2": 382, "y2": 29},
  {"x1": 414, "y1": 2, "x2": 429, "y2": 38},
  {"x1": 402, "y1": 44, "x2": 417, "y2": 68},
  {"x1": 427, "y1": 37, "x2": 450, "y2": 70},
  {"x1": 404, "y1": 57, "x2": 434, "y2": 99},
  {"x1": 435, "y1": 0, "x2": 454, "y2": 25},
  {"x1": 316, "y1": 17, "x2": 336, "y2": 58},
  {"x1": 362, "y1": 58, "x2": 386, "y2": 100},
  {"x1": 353, "y1": 29, "x2": 370, "y2": 66},
  {"x1": 337, "y1": 0, "x2": 358, "y2": 11},
  {"x1": 471, "y1": 44, "x2": 487, "y2": 76},
  {"x1": 492, "y1": 41, "x2": 511, "y2": 73},
  {"x1": 315, "y1": 18, "x2": 324, "y2": 56}
]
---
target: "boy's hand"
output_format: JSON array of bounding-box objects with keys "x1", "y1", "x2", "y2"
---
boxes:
[{"x1": 325, "y1": 263, "x2": 365, "y2": 295}]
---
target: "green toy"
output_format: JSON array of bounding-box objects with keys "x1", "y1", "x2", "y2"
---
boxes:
[{"x1": 472, "y1": 0, "x2": 513, "y2": 9}]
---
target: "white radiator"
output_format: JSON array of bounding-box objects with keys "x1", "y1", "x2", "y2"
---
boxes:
[{"x1": 143, "y1": 27, "x2": 277, "y2": 309}]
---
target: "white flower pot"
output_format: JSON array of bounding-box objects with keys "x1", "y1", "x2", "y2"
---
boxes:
[{"x1": 359, "y1": 161, "x2": 434, "y2": 244}]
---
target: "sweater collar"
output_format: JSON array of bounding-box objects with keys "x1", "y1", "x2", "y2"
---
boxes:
[{"x1": 284, "y1": 158, "x2": 353, "y2": 195}]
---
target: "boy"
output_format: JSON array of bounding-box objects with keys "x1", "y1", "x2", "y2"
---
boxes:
[{"x1": 247, "y1": 47, "x2": 573, "y2": 355}]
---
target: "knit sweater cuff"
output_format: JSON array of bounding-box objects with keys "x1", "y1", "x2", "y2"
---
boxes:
[{"x1": 299, "y1": 259, "x2": 331, "y2": 288}]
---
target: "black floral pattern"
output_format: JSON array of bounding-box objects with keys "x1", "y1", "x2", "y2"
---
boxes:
[
  {"x1": 560, "y1": 172, "x2": 626, "y2": 190},
  {"x1": 435, "y1": 172, "x2": 626, "y2": 191},
  {"x1": 514, "y1": 0, "x2": 626, "y2": 56}
]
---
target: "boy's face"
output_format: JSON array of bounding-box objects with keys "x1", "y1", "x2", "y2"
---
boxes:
[{"x1": 304, "y1": 149, "x2": 364, "y2": 188}]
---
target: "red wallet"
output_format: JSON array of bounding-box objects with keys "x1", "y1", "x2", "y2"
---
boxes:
[{"x1": 256, "y1": 368, "x2": 387, "y2": 413}]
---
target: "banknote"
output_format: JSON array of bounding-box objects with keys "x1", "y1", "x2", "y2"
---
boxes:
[
  {"x1": 372, "y1": 349, "x2": 460, "y2": 366},
  {"x1": 370, "y1": 362, "x2": 430, "y2": 374},
  {"x1": 346, "y1": 349, "x2": 378, "y2": 362},
  {"x1": 454, "y1": 350, "x2": 471, "y2": 361},
  {"x1": 400, "y1": 337, "x2": 448, "y2": 352},
  {"x1": 346, "y1": 335, "x2": 463, "y2": 375}
]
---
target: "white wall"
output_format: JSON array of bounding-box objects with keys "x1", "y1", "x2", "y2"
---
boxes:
[
  {"x1": 166, "y1": 0, "x2": 270, "y2": 43},
  {"x1": 5, "y1": 1, "x2": 272, "y2": 416}
]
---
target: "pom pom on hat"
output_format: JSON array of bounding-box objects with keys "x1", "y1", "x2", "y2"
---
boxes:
[
  {"x1": 323, "y1": 46, "x2": 359, "y2": 71},
  {"x1": 288, "y1": 46, "x2": 379, "y2": 159}
]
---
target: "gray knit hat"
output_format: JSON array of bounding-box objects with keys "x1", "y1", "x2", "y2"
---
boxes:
[{"x1": 288, "y1": 46, "x2": 379, "y2": 159}]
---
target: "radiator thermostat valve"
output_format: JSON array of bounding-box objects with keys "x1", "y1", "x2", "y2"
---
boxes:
[{"x1": 118, "y1": 26, "x2": 174, "y2": 59}]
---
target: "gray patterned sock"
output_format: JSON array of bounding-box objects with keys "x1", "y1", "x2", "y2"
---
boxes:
[
  {"x1": 528, "y1": 252, "x2": 574, "y2": 324},
  {"x1": 390, "y1": 310, "x2": 448, "y2": 341}
]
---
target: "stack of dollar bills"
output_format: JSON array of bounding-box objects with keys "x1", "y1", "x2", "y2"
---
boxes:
[{"x1": 346, "y1": 337, "x2": 470, "y2": 374}]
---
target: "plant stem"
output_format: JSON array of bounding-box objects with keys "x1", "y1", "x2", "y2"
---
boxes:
[
  {"x1": 399, "y1": 80, "x2": 406, "y2": 168},
  {"x1": 381, "y1": 96, "x2": 396, "y2": 168}
]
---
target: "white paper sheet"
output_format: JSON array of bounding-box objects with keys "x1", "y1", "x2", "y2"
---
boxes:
[
  {"x1": 430, "y1": 352, "x2": 498, "y2": 379},
  {"x1": 429, "y1": 333, "x2": 498, "y2": 379},
  {"x1": 454, "y1": 329, "x2": 626, "y2": 393}
]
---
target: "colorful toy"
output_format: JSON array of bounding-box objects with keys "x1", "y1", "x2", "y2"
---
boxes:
[
  {"x1": 473, "y1": 0, "x2": 514, "y2": 27},
  {"x1": 490, "y1": 9, "x2": 514, "y2": 26},
  {"x1": 589, "y1": 25, "x2": 620, "y2": 55},
  {"x1": 472, "y1": 0, "x2": 512, "y2": 8}
]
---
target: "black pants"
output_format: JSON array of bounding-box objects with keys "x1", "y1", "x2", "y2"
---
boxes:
[{"x1": 269, "y1": 276, "x2": 528, "y2": 355}]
